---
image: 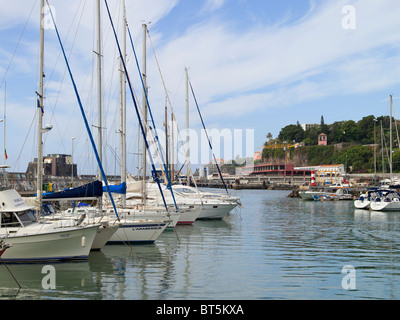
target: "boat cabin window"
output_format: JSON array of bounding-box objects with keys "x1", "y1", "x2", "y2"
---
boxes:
[
  {"x1": 1, "y1": 210, "x2": 37, "y2": 228},
  {"x1": 1, "y1": 212, "x2": 21, "y2": 227},
  {"x1": 18, "y1": 210, "x2": 37, "y2": 226}
]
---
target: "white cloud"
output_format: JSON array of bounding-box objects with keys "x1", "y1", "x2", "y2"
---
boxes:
[
  {"x1": 203, "y1": 0, "x2": 227, "y2": 12},
  {"x1": 146, "y1": 0, "x2": 400, "y2": 126}
]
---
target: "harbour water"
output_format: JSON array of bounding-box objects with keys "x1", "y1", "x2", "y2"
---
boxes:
[{"x1": 1, "y1": 188, "x2": 400, "y2": 300}]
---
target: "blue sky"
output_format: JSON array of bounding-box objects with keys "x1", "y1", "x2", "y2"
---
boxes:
[{"x1": 1, "y1": 0, "x2": 400, "y2": 175}]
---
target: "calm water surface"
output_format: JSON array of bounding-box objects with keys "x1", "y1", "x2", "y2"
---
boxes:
[{"x1": 2, "y1": 189, "x2": 400, "y2": 300}]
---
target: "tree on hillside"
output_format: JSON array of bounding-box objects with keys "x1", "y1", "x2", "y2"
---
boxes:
[
  {"x1": 320, "y1": 115, "x2": 328, "y2": 134},
  {"x1": 357, "y1": 115, "x2": 376, "y2": 144},
  {"x1": 341, "y1": 120, "x2": 361, "y2": 143},
  {"x1": 278, "y1": 124, "x2": 304, "y2": 143},
  {"x1": 303, "y1": 126, "x2": 319, "y2": 146}
]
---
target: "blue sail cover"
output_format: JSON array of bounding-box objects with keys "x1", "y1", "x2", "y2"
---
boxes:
[
  {"x1": 43, "y1": 181, "x2": 103, "y2": 199},
  {"x1": 103, "y1": 182, "x2": 126, "y2": 194}
]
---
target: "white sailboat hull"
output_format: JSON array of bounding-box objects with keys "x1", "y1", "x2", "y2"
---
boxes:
[
  {"x1": 0, "y1": 225, "x2": 99, "y2": 263},
  {"x1": 109, "y1": 208, "x2": 181, "y2": 229},
  {"x1": 197, "y1": 202, "x2": 237, "y2": 220},
  {"x1": 108, "y1": 219, "x2": 167, "y2": 244},
  {"x1": 354, "y1": 199, "x2": 371, "y2": 209},
  {"x1": 91, "y1": 224, "x2": 119, "y2": 250},
  {"x1": 370, "y1": 199, "x2": 400, "y2": 211}
]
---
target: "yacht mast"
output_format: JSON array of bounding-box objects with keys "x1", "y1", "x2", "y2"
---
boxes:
[
  {"x1": 119, "y1": 0, "x2": 127, "y2": 208},
  {"x1": 141, "y1": 23, "x2": 148, "y2": 207},
  {"x1": 390, "y1": 94, "x2": 393, "y2": 180},
  {"x1": 96, "y1": 0, "x2": 103, "y2": 181},
  {"x1": 171, "y1": 112, "x2": 175, "y2": 183},
  {"x1": 36, "y1": 0, "x2": 45, "y2": 215},
  {"x1": 185, "y1": 67, "x2": 190, "y2": 185}
]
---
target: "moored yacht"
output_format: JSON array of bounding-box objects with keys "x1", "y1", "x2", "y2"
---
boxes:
[
  {"x1": 369, "y1": 189, "x2": 400, "y2": 211},
  {"x1": 0, "y1": 189, "x2": 99, "y2": 263}
]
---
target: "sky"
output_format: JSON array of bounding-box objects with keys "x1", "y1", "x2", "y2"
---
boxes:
[{"x1": 1, "y1": 0, "x2": 400, "y2": 176}]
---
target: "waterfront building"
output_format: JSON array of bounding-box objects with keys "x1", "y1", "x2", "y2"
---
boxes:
[{"x1": 239, "y1": 163, "x2": 311, "y2": 183}]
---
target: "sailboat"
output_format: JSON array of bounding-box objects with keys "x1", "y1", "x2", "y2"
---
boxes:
[{"x1": 369, "y1": 95, "x2": 400, "y2": 211}]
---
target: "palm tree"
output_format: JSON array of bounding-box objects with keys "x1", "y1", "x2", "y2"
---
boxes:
[{"x1": 266, "y1": 132, "x2": 273, "y2": 143}]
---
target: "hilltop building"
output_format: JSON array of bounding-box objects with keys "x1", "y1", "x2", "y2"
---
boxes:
[{"x1": 318, "y1": 133, "x2": 328, "y2": 146}]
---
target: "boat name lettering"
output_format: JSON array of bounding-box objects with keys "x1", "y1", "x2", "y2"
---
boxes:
[
  {"x1": 132, "y1": 226, "x2": 162, "y2": 231},
  {"x1": 13, "y1": 198, "x2": 25, "y2": 207},
  {"x1": 59, "y1": 233, "x2": 71, "y2": 238}
]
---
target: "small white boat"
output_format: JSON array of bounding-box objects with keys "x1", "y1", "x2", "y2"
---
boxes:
[
  {"x1": 299, "y1": 185, "x2": 353, "y2": 201},
  {"x1": 0, "y1": 189, "x2": 100, "y2": 263}
]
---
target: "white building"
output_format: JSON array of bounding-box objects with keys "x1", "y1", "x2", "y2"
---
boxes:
[
  {"x1": 301, "y1": 123, "x2": 318, "y2": 131},
  {"x1": 295, "y1": 164, "x2": 346, "y2": 185}
]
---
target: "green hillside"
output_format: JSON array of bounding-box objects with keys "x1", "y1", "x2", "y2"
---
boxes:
[{"x1": 262, "y1": 115, "x2": 400, "y2": 173}]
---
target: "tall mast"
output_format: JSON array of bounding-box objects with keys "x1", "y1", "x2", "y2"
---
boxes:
[
  {"x1": 165, "y1": 99, "x2": 169, "y2": 180},
  {"x1": 390, "y1": 94, "x2": 393, "y2": 180},
  {"x1": 185, "y1": 67, "x2": 190, "y2": 185},
  {"x1": 119, "y1": 0, "x2": 127, "y2": 208},
  {"x1": 36, "y1": 0, "x2": 45, "y2": 214},
  {"x1": 3, "y1": 81, "x2": 6, "y2": 166},
  {"x1": 96, "y1": 0, "x2": 103, "y2": 180},
  {"x1": 171, "y1": 112, "x2": 174, "y2": 183},
  {"x1": 381, "y1": 120, "x2": 385, "y2": 175},
  {"x1": 141, "y1": 23, "x2": 148, "y2": 207}
]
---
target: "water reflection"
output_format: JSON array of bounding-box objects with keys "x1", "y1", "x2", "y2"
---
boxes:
[{"x1": 0, "y1": 261, "x2": 98, "y2": 299}]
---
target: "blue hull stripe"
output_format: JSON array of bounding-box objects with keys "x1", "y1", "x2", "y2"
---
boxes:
[
  {"x1": 0, "y1": 255, "x2": 88, "y2": 263},
  {"x1": 120, "y1": 224, "x2": 166, "y2": 228}
]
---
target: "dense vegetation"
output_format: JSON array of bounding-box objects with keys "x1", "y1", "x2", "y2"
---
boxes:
[{"x1": 262, "y1": 115, "x2": 400, "y2": 173}]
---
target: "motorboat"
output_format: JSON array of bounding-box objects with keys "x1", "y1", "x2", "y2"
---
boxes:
[
  {"x1": 0, "y1": 189, "x2": 99, "y2": 263},
  {"x1": 299, "y1": 185, "x2": 353, "y2": 201}
]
